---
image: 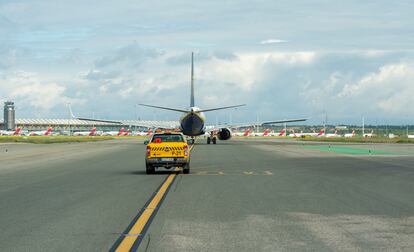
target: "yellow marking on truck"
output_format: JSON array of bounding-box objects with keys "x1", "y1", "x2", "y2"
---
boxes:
[{"x1": 115, "y1": 170, "x2": 178, "y2": 252}]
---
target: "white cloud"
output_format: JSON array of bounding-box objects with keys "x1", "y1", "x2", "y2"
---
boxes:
[
  {"x1": 260, "y1": 39, "x2": 288, "y2": 45},
  {"x1": 199, "y1": 51, "x2": 316, "y2": 95},
  {"x1": 337, "y1": 63, "x2": 414, "y2": 114},
  {"x1": 0, "y1": 71, "x2": 83, "y2": 111}
]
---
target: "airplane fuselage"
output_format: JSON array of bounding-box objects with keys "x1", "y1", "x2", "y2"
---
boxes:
[{"x1": 179, "y1": 107, "x2": 206, "y2": 136}]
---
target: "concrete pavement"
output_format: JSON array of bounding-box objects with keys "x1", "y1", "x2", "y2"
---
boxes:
[{"x1": 0, "y1": 138, "x2": 413, "y2": 251}]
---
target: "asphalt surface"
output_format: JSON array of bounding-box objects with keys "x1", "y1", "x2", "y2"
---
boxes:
[{"x1": 0, "y1": 138, "x2": 413, "y2": 251}]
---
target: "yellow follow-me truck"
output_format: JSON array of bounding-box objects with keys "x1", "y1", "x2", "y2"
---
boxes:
[{"x1": 145, "y1": 132, "x2": 190, "y2": 174}]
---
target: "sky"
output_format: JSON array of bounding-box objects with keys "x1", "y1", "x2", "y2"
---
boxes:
[{"x1": 1, "y1": 0, "x2": 414, "y2": 125}]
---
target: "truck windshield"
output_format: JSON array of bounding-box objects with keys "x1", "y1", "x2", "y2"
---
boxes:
[{"x1": 151, "y1": 134, "x2": 184, "y2": 143}]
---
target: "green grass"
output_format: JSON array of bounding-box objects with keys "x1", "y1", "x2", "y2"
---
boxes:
[
  {"x1": 299, "y1": 136, "x2": 414, "y2": 144},
  {"x1": 303, "y1": 145, "x2": 394, "y2": 155},
  {"x1": 0, "y1": 136, "x2": 115, "y2": 144}
]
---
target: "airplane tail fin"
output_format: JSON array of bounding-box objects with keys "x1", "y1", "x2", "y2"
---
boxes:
[
  {"x1": 191, "y1": 52, "x2": 195, "y2": 107},
  {"x1": 14, "y1": 127, "x2": 21, "y2": 135},
  {"x1": 68, "y1": 104, "x2": 75, "y2": 118},
  {"x1": 45, "y1": 127, "x2": 52, "y2": 136}
]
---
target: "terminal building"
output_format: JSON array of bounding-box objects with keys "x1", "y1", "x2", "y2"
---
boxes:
[{"x1": 1, "y1": 101, "x2": 179, "y2": 133}]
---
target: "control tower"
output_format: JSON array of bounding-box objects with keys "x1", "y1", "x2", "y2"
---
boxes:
[{"x1": 3, "y1": 101, "x2": 15, "y2": 130}]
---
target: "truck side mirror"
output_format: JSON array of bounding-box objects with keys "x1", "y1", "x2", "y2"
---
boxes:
[{"x1": 144, "y1": 140, "x2": 149, "y2": 145}]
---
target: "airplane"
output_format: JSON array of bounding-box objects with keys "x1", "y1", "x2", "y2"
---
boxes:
[
  {"x1": 363, "y1": 130, "x2": 375, "y2": 138},
  {"x1": 137, "y1": 53, "x2": 307, "y2": 144},
  {"x1": 102, "y1": 128, "x2": 125, "y2": 136},
  {"x1": 305, "y1": 129, "x2": 325, "y2": 137},
  {"x1": 325, "y1": 130, "x2": 341, "y2": 138},
  {"x1": 74, "y1": 52, "x2": 307, "y2": 144},
  {"x1": 120, "y1": 129, "x2": 132, "y2": 136},
  {"x1": 408, "y1": 134, "x2": 414, "y2": 139},
  {"x1": 0, "y1": 127, "x2": 22, "y2": 136},
  {"x1": 233, "y1": 128, "x2": 251, "y2": 137},
  {"x1": 268, "y1": 129, "x2": 286, "y2": 136},
  {"x1": 288, "y1": 129, "x2": 302, "y2": 138},
  {"x1": 135, "y1": 130, "x2": 152, "y2": 136},
  {"x1": 289, "y1": 129, "x2": 324, "y2": 137},
  {"x1": 73, "y1": 127, "x2": 97, "y2": 136},
  {"x1": 29, "y1": 127, "x2": 53, "y2": 136},
  {"x1": 344, "y1": 130, "x2": 356, "y2": 138},
  {"x1": 252, "y1": 128, "x2": 272, "y2": 136}
]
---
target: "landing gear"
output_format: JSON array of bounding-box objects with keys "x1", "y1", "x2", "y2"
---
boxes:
[
  {"x1": 207, "y1": 134, "x2": 217, "y2": 144},
  {"x1": 182, "y1": 162, "x2": 190, "y2": 174},
  {"x1": 146, "y1": 163, "x2": 155, "y2": 174}
]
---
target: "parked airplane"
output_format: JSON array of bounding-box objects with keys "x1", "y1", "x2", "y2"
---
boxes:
[
  {"x1": 253, "y1": 128, "x2": 272, "y2": 136},
  {"x1": 0, "y1": 127, "x2": 21, "y2": 136},
  {"x1": 344, "y1": 130, "x2": 356, "y2": 138},
  {"x1": 363, "y1": 130, "x2": 375, "y2": 138},
  {"x1": 290, "y1": 129, "x2": 324, "y2": 137},
  {"x1": 73, "y1": 127, "x2": 97, "y2": 136},
  {"x1": 325, "y1": 130, "x2": 341, "y2": 138},
  {"x1": 121, "y1": 129, "x2": 132, "y2": 136},
  {"x1": 102, "y1": 128, "x2": 125, "y2": 136},
  {"x1": 74, "y1": 53, "x2": 307, "y2": 144},
  {"x1": 305, "y1": 129, "x2": 325, "y2": 137},
  {"x1": 233, "y1": 128, "x2": 251, "y2": 137},
  {"x1": 29, "y1": 127, "x2": 53, "y2": 136},
  {"x1": 268, "y1": 129, "x2": 286, "y2": 136}
]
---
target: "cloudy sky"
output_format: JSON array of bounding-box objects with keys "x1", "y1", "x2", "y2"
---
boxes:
[{"x1": 1, "y1": 1, "x2": 413, "y2": 125}]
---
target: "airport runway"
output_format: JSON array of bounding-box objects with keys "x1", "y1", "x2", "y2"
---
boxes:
[{"x1": 0, "y1": 138, "x2": 413, "y2": 251}]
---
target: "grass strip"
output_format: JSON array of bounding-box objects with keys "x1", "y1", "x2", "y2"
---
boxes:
[
  {"x1": 0, "y1": 136, "x2": 115, "y2": 144},
  {"x1": 303, "y1": 145, "x2": 394, "y2": 155},
  {"x1": 299, "y1": 137, "x2": 414, "y2": 144}
]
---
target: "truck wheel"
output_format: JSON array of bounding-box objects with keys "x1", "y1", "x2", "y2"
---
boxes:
[
  {"x1": 212, "y1": 137, "x2": 217, "y2": 144},
  {"x1": 183, "y1": 163, "x2": 190, "y2": 174},
  {"x1": 207, "y1": 137, "x2": 211, "y2": 144},
  {"x1": 146, "y1": 164, "x2": 155, "y2": 174}
]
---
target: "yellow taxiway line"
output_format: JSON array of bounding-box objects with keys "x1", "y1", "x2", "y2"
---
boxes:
[
  {"x1": 115, "y1": 170, "x2": 178, "y2": 251},
  {"x1": 114, "y1": 142, "x2": 196, "y2": 251}
]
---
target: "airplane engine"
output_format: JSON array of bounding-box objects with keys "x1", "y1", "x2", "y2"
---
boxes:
[{"x1": 217, "y1": 128, "x2": 232, "y2": 140}]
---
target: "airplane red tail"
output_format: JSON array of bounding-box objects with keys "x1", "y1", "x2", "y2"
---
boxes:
[
  {"x1": 117, "y1": 128, "x2": 125, "y2": 136},
  {"x1": 317, "y1": 129, "x2": 325, "y2": 136},
  {"x1": 44, "y1": 127, "x2": 52, "y2": 136},
  {"x1": 89, "y1": 127, "x2": 97, "y2": 136},
  {"x1": 278, "y1": 130, "x2": 285, "y2": 136},
  {"x1": 243, "y1": 128, "x2": 251, "y2": 136},
  {"x1": 13, "y1": 127, "x2": 21, "y2": 135}
]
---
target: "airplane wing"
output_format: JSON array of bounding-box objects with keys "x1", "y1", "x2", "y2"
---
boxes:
[
  {"x1": 75, "y1": 117, "x2": 123, "y2": 124},
  {"x1": 198, "y1": 104, "x2": 246, "y2": 113},
  {"x1": 67, "y1": 103, "x2": 122, "y2": 124},
  {"x1": 138, "y1": 104, "x2": 189, "y2": 113}
]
